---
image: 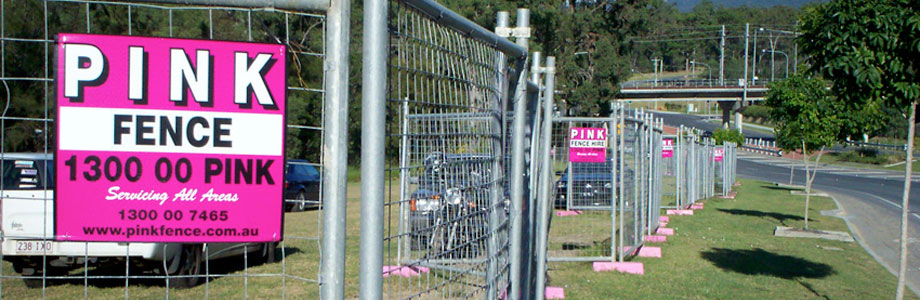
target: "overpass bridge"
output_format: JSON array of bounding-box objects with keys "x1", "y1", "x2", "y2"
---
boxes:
[
  {"x1": 617, "y1": 80, "x2": 768, "y2": 102},
  {"x1": 616, "y1": 80, "x2": 773, "y2": 132}
]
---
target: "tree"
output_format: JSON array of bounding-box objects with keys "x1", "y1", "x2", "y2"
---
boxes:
[
  {"x1": 766, "y1": 75, "x2": 838, "y2": 230},
  {"x1": 799, "y1": 1, "x2": 920, "y2": 298}
]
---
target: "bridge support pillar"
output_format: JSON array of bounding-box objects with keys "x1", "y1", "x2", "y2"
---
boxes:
[
  {"x1": 717, "y1": 100, "x2": 735, "y2": 129},
  {"x1": 735, "y1": 111, "x2": 744, "y2": 134}
]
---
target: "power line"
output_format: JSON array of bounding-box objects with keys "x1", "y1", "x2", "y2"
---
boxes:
[{"x1": 630, "y1": 35, "x2": 743, "y2": 43}]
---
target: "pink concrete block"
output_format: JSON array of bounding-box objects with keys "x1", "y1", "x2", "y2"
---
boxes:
[
  {"x1": 545, "y1": 286, "x2": 566, "y2": 299},
  {"x1": 659, "y1": 221, "x2": 668, "y2": 227},
  {"x1": 659, "y1": 216, "x2": 670, "y2": 222},
  {"x1": 382, "y1": 265, "x2": 429, "y2": 278},
  {"x1": 638, "y1": 246, "x2": 662, "y2": 258},
  {"x1": 666, "y1": 209, "x2": 694, "y2": 215},
  {"x1": 718, "y1": 195, "x2": 735, "y2": 199},
  {"x1": 644, "y1": 235, "x2": 667, "y2": 243},
  {"x1": 555, "y1": 210, "x2": 583, "y2": 217},
  {"x1": 656, "y1": 227, "x2": 674, "y2": 236},
  {"x1": 593, "y1": 261, "x2": 645, "y2": 275},
  {"x1": 690, "y1": 205, "x2": 704, "y2": 210}
]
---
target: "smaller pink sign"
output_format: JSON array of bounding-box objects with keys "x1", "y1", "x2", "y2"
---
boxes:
[
  {"x1": 662, "y1": 138, "x2": 674, "y2": 158},
  {"x1": 569, "y1": 127, "x2": 607, "y2": 163},
  {"x1": 713, "y1": 148, "x2": 724, "y2": 161}
]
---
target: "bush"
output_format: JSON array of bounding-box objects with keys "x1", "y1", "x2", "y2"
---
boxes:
[
  {"x1": 743, "y1": 105, "x2": 772, "y2": 123},
  {"x1": 712, "y1": 128, "x2": 744, "y2": 146},
  {"x1": 837, "y1": 148, "x2": 902, "y2": 165}
]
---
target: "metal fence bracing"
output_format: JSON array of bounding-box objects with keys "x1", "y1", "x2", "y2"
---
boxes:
[
  {"x1": 0, "y1": 0, "x2": 351, "y2": 299},
  {"x1": 361, "y1": 1, "x2": 526, "y2": 299}
]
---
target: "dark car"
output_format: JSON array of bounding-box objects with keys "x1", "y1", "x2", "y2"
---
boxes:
[
  {"x1": 408, "y1": 152, "x2": 495, "y2": 259},
  {"x1": 554, "y1": 159, "x2": 621, "y2": 209},
  {"x1": 285, "y1": 160, "x2": 321, "y2": 212}
]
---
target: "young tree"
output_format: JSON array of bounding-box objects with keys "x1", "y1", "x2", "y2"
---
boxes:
[
  {"x1": 799, "y1": 1, "x2": 920, "y2": 298},
  {"x1": 766, "y1": 75, "x2": 838, "y2": 230}
]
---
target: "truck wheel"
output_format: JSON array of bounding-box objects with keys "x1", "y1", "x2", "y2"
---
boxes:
[
  {"x1": 259, "y1": 242, "x2": 278, "y2": 264},
  {"x1": 169, "y1": 245, "x2": 203, "y2": 288},
  {"x1": 21, "y1": 266, "x2": 64, "y2": 289}
]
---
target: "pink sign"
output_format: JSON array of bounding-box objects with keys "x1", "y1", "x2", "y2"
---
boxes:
[
  {"x1": 713, "y1": 148, "x2": 724, "y2": 162},
  {"x1": 662, "y1": 138, "x2": 674, "y2": 158},
  {"x1": 569, "y1": 127, "x2": 607, "y2": 163},
  {"x1": 55, "y1": 34, "x2": 286, "y2": 242}
]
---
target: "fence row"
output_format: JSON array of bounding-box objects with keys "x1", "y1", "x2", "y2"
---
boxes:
[{"x1": 0, "y1": 0, "x2": 737, "y2": 299}]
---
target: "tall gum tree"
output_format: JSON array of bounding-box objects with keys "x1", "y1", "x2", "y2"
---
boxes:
[{"x1": 799, "y1": 1, "x2": 920, "y2": 298}]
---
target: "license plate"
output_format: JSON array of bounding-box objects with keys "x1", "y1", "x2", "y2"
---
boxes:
[{"x1": 14, "y1": 241, "x2": 54, "y2": 254}]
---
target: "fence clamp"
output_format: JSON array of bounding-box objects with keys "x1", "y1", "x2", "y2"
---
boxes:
[{"x1": 495, "y1": 26, "x2": 531, "y2": 38}]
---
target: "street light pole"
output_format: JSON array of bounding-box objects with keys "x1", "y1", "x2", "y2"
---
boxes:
[
  {"x1": 720, "y1": 24, "x2": 725, "y2": 86},
  {"x1": 753, "y1": 27, "x2": 762, "y2": 85},
  {"x1": 690, "y1": 61, "x2": 712, "y2": 86},
  {"x1": 763, "y1": 49, "x2": 789, "y2": 79},
  {"x1": 650, "y1": 57, "x2": 661, "y2": 87}
]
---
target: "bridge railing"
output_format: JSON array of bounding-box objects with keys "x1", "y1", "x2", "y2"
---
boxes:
[{"x1": 620, "y1": 79, "x2": 780, "y2": 89}]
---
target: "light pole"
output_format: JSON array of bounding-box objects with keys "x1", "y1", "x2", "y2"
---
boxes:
[
  {"x1": 752, "y1": 27, "x2": 763, "y2": 85},
  {"x1": 690, "y1": 61, "x2": 712, "y2": 86},
  {"x1": 650, "y1": 57, "x2": 661, "y2": 87},
  {"x1": 762, "y1": 49, "x2": 788, "y2": 79}
]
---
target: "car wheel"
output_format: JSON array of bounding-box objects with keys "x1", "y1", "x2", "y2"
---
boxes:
[
  {"x1": 295, "y1": 190, "x2": 308, "y2": 212},
  {"x1": 169, "y1": 245, "x2": 203, "y2": 289}
]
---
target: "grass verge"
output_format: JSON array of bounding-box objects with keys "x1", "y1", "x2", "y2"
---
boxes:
[{"x1": 546, "y1": 178, "x2": 919, "y2": 299}]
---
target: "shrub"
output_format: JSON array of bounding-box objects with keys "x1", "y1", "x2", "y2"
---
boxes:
[
  {"x1": 743, "y1": 105, "x2": 772, "y2": 123},
  {"x1": 712, "y1": 128, "x2": 744, "y2": 146}
]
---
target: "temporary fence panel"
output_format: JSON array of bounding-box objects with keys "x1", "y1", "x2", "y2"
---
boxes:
[
  {"x1": 620, "y1": 110, "x2": 643, "y2": 259},
  {"x1": 714, "y1": 146, "x2": 725, "y2": 196},
  {"x1": 647, "y1": 118, "x2": 663, "y2": 234},
  {"x1": 0, "y1": 0, "x2": 350, "y2": 299},
  {"x1": 545, "y1": 117, "x2": 618, "y2": 263},
  {"x1": 661, "y1": 134, "x2": 678, "y2": 209},
  {"x1": 374, "y1": 1, "x2": 524, "y2": 298}
]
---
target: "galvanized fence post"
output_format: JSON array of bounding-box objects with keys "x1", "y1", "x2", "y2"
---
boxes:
[
  {"x1": 508, "y1": 8, "x2": 530, "y2": 300},
  {"x1": 534, "y1": 56, "x2": 555, "y2": 300},
  {"x1": 358, "y1": 0, "x2": 386, "y2": 297},
  {"x1": 321, "y1": 1, "x2": 352, "y2": 299}
]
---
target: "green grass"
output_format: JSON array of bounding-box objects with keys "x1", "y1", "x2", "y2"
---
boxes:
[
  {"x1": 4, "y1": 179, "x2": 915, "y2": 299},
  {"x1": 806, "y1": 151, "x2": 920, "y2": 173},
  {"x1": 547, "y1": 178, "x2": 919, "y2": 299},
  {"x1": 0, "y1": 185, "x2": 366, "y2": 299}
]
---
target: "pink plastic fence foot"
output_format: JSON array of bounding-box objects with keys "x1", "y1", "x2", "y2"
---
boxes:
[
  {"x1": 656, "y1": 227, "x2": 674, "y2": 236},
  {"x1": 644, "y1": 235, "x2": 667, "y2": 243},
  {"x1": 666, "y1": 209, "x2": 694, "y2": 215},
  {"x1": 555, "y1": 210, "x2": 583, "y2": 217},
  {"x1": 638, "y1": 246, "x2": 662, "y2": 258},
  {"x1": 592, "y1": 262, "x2": 644, "y2": 275},
  {"x1": 545, "y1": 286, "x2": 566, "y2": 299},
  {"x1": 659, "y1": 216, "x2": 670, "y2": 222}
]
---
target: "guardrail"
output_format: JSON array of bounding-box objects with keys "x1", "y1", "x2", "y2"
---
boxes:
[
  {"x1": 620, "y1": 79, "x2": 777, "y2": 89},
  {"x1": 845, "y1": 140, "x2": 908, "y2": 152},
  {"x1": 741, "y1": 145, "x2": 783, "y2": 157}
]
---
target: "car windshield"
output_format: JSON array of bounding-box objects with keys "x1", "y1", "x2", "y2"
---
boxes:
[{"x1": 0, "y1": 159, "x2": 53, "y2": 190}]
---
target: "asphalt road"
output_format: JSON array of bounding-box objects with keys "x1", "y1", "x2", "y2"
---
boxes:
[
  {"x1": 647, "y1": 110, "x2": 776, "y2": 140},
  {"x1": 650, "y1": 110, "x2": 919, "y2": 295},
  {"x1": 737, "y1": 154, "x2": 920, "y2": 296}
]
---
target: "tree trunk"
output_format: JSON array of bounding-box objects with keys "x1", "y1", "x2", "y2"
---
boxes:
[
  {"x1": 789, "y1": 163, "x2": 795, "y2": 185},
  {"x1": 895, "y1": 100, "x2": 916, "y2": 300},
  {"x1": 801, "y1": 139, "x2": 810, "y2": 230}
]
